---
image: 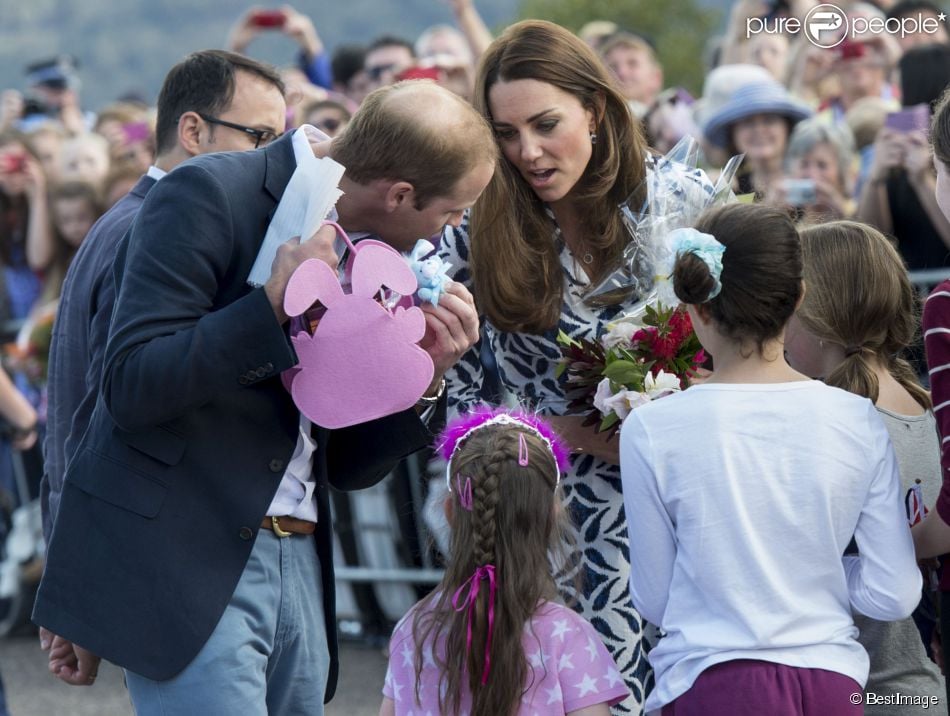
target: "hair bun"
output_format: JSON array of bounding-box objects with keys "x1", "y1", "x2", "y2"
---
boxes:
[{"x1": 673, "y1": 251, "x2": 717, "y2": 305}]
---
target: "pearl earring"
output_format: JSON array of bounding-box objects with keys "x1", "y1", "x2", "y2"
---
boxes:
[{"x1": 590, "y1": 132, "x2": 597, "y2": 145}]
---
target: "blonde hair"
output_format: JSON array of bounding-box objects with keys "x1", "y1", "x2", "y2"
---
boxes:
[
  {"x1": 332, "y1": 80, "x2": 495, "y2": 208},
  {"x1": 798, "y1": 221, "x2": 930, "y2": 408},
  {"x1": 469, "y1": 19, "x2": 647, "y2": 333}
]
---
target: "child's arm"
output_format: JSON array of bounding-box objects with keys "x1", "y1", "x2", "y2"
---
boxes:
[
  {"x1": 378, "y1": 697, "x2": 395, "y2": 716},
  {"x1": 846, "y1": 404, "x2": 923, "y2": 620},
  {"x1": 568, "y1": 705, "x2": 611, "y2": 716},
  {"x1": 619, "y1": 412, "x2": 675, "y2": 626}
]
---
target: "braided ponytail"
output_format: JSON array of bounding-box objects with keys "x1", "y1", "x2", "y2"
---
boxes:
[{"x1": 410, "y1": 423, "x2": 573, "y2": 716}]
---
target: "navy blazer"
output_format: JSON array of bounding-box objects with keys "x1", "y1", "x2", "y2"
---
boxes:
[
  {"x1": 33, "y1": 133, "x2": 435, "y2": 698},
  {"x1": 41, "y1": 174, "x2": 157, "y2": 543}
]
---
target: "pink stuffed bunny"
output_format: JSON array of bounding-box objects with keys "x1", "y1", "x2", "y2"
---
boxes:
[{"x1": 283, "y1": 222, "x2": 435, "y2": 428}]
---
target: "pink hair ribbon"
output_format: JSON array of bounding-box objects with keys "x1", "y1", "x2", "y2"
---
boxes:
[{"x1": 451, "y1": 564, "x2": 497, "y2": 685}]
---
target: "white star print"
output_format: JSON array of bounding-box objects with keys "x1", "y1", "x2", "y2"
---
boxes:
[
  {"x1": 603, "y1": 668, "x2": 623, "y2": 689},
  {"x1": 575, "y1": 673, "x2": 599, "y2": 698},
  {"x1": 423, "y1": 645, "x2": 436, "y2": 669},
  {"x1": 558, "y1": 651, "x2": 575, "y2": 670},
  {"x1": 391, "y1": 681, "x2": 404, "y2": 701},
  {"x1": 401, "y1": 644, "x2": 414, "y2": 668},
  {"x1": 585, "y1": 637, "x2": 599, "y2": 662},
  {"x1": 529, "y1": 648, "x2": 545, "y2": 668},
  {"x1": 545, "y1": 683, "x2": 563, "y2": 705},
  {"x1": 550, "y1": 618, "x2": 571, "y2": 642}
]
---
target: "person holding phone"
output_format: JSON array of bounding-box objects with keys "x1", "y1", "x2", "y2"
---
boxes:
[
  {"x1": 855, "y1": 44, "x2": 950, "y2": 271},
  {"x1": 776, "y1": 117, "x2": 857, "y2": 222},
  {"x1": 227, "y1": 5, "x2": 334, "y2": 91}
]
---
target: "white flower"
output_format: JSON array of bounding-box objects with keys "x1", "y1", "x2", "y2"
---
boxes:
[
  {"x1": 644, "y1": 370, "x2": 681, "y2": 398},
  {"x1": 592, "y1": 378, "x2": 616, "y2": 416},
  {"x1": 594, "y1": 378, "x2": 652, "y2": 420},
  {"x1": 601, "y1": 320, "x2": 640, "y2": 349}
]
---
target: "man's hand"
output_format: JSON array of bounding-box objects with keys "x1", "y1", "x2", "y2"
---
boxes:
[
  {"x1": 280, "y1": 5, "x2": 323, "y2": 60},
  {"x1": 264, "y1": 225, "x2": 339, "y2": 324},
  {"x1": 40, "y1": 628, "x2": 101, "y2": 686},
  {"x1": 226, "y1": 6, "x2": 265, "y2": 53},
  {"x1": 418, "y1": 281, "x2": 479, "y2": 391}
]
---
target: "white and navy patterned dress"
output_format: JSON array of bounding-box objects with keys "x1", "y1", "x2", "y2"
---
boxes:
[{"x1": 439, "y1": 160, "x2": 715, "y2": 715}]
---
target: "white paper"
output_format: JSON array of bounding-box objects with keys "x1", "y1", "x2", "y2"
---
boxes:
[{"x1": 247, "y1": 148, "x2": 345, "y2": 287}]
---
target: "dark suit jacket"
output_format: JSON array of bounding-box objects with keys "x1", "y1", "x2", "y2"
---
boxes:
[
  {"x1": 41, "y1": 174, "x2": 157, "y2": 543},
  {"x1": 33, "y1": 132, "x2": 435, "y2": 699}
]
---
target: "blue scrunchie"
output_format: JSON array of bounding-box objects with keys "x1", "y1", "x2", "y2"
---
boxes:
[{"x1": 670, "y1": 227, "x2": 726, "y2": 301}]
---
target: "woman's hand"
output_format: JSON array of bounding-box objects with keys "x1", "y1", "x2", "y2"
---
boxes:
[
  {"x1": 868, "y1": 128, "x2": 905, "y2": 184},
  {"x1": 812, "y1": 176, "x2": 852, "y2": 218},
  {"x1": 546, "y1": 414, "x2": 620, "y2": 465}
]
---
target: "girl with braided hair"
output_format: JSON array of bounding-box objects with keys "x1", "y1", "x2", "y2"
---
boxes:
[{"x1": 380, "y1": 407, "x2": 629, "y2": 716}]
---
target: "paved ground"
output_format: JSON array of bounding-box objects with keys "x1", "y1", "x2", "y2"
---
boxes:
[{"x1": 0, "y1": 628, "x2": 389, "y2": 716}]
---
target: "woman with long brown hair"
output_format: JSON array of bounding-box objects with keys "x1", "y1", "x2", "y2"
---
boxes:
[{"x1": 438, "y1": 19, "x2": 673, "y2": 713}]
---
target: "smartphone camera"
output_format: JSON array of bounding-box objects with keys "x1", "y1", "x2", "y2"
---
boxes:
[
  {"x1": 1, "y1": 154, "x2": 27, "y2": 174},
  {"x1": 250, "y1": 9, "x2": 287, "y2": 28},
  {"x1": 784, "y1": 178, "x2": 817, "y2": 206}
]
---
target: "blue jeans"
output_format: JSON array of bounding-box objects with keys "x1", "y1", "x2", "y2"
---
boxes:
[{"x1": 125, "y1": 530, "x2": 329, "y2": 715}]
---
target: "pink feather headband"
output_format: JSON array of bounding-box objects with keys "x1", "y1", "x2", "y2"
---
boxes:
[{"x1": 436, "y1": 406, "x2": 572, "y2": 489}]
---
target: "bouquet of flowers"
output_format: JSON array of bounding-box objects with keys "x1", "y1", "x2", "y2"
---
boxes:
[
  {"x1": 558, "y1": 136, "x2": 742, "y2": 432},
  {"x1": 557, "y1": 304, "x2": 705, "y2": 433}
]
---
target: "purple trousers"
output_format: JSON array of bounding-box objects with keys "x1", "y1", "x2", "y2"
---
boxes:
[{"x1": 661, "y1": 659, "x2": 863, "y2": 716}]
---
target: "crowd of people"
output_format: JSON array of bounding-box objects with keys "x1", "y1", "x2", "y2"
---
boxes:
[{"x1": 1, "y1": 0, "x2": 950, "y2": 714}]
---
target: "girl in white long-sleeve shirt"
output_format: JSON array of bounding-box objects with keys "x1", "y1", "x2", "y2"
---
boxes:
[{"x1": 619, "y1": 203, "x2": 922, "y2": 716}]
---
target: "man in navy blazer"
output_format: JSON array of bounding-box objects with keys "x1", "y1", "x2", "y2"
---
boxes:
[
  {"x1": 34, "y1": 80, "x2": 495, "y2": 713},
  {"x1": 37, "y1": 49, "x2": 288, "y2": 686}
]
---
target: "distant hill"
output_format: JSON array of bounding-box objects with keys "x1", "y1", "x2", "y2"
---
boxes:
[
  {"x1": 0, "y1": 0, "x2": 521, "y2": 111},
  {"x1": 0, "y1": 0, "x2": 733, "y2": 113}
]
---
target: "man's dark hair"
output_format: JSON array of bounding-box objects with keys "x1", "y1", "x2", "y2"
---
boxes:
[
  {"x1": 886, "y1": 0, "x2": 945, "y2": 20},
  {"x1": 331, "y1": 45, "x2": 367, "y2": 88},
  {"x1": 366, "y1": 35, "x2": 416, "y2": 57},
  {"x1": 154, "y1": 50, "x2": 284, "y2": 155}
]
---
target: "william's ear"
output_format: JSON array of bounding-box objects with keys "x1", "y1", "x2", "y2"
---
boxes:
[
  {"x1": 385, "y1": 180, "x2": 415, "y2": 212},
  {"x1": 178, "y1": 111, "x2": 203, "y2": 156}
]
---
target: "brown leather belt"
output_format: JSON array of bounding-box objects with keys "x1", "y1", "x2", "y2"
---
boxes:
[{"x1": 261, "y1": 515, "x2": 316, "y2": 537}]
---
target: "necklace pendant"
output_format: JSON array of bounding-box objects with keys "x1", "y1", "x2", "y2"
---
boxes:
[{"x1": 582, "y1": 252, "x2": 594, "y2": 265}]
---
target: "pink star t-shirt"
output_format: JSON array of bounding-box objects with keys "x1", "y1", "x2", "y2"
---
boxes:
[{"x1": 382, "y1": 600, "x2": 629, "y2": 715}]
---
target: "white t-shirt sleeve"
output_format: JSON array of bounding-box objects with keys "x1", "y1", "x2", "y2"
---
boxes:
[
  {"x1": 845, "y1": 402, "x2": 922, "y2": 620},
  {"x1": 620, "y1": 411, "x2": 677, "y2": 626}
]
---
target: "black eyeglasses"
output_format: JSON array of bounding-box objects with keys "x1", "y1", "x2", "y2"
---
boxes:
[{"x1": 197, "y1": 113, "x2": 278, "y2": 148}]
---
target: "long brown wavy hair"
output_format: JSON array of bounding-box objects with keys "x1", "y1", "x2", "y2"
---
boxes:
[
  {"x1": 469, "y1": 20, "x2": 648, "y2": 334},
  {"x1": 797, "y1": 221, "x2": 931, "y2": 408},
  {"x1": 410, "y1": 424, "x2": 578, "y2": 716}
]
